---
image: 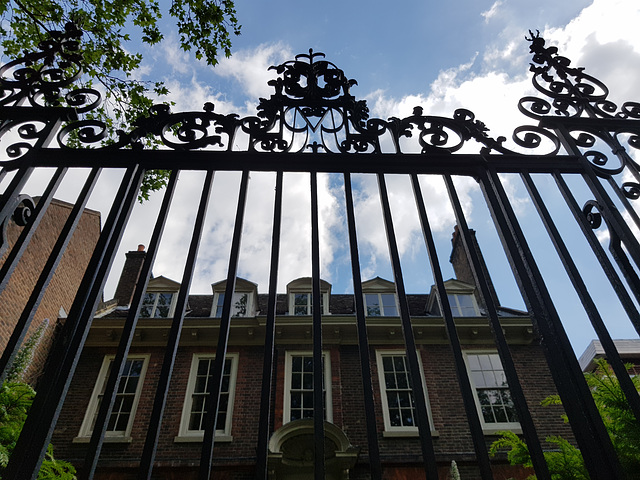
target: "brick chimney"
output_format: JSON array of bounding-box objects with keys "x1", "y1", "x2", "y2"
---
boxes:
[
  {"x1": 113, "y1": 245, "x2": 146, "y2": 306},
  {"x1": 449, "y1": 226, "x2": 500, "y2": 310}
]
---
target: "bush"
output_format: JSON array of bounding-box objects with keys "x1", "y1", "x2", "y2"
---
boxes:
[{"x1": 490, "y1": 359, "x2": 640, "y2": 479}]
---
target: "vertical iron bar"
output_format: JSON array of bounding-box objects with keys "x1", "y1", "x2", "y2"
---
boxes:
[
  {"x1": 199, "y1": 170, "x2": 250, "y2": 480},
  {"x1": 82, "y1": 170, "x2": 179, "y2": 480},
  {"x1": 343, "y1": 173, "x2": 382, "y2": 480},
  {"x1": 480, "y1": 167, "x2": 623, "y2": 480},
  {"x1": 310, "y1": 171, "x2": 325, "y2": 480},
  {"x1": 0, "y1": 167, "x2": 100, "y2": 384},
  {"x1": 553, "y1": 172, "x2": 640, "y2": 334},
  {"x1": 607, "y1": 176, "x2": 640, "y2": 233},
  {"x1": 137, "y1": 170, "x2": 213, "y2": 480},
  {"x1": 0, "y1": 166, "x2": 66, "y2": 294},
  {"x1": 0, "y1": 167, "x2": 34, "y2": 258},
  {"x1": 255, "y1": 171, "x2": 284, "y2": 479},
  {"x1": 443, "y1": 174, "x2": 547, "y2": 479},
  {"x1": 3, "y1": 165, "x2": 144, "y2": 480},
  {"x1": 522, "y1": 171, "x2": 640, "y2": 425},
  {"x1": 556, "y1": 124, "x2": 640, "y2": 301},
  {"x1": 377, "y1": 173, "x2": 439, "y2": 479}
]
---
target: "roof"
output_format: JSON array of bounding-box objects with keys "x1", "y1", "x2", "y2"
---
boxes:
[
  {"x1": 98, "y1": 292, "x2": 527, "y2": 319},
  {"x1": 579, "y1": 339, "x2": 640, "y2": 371}
]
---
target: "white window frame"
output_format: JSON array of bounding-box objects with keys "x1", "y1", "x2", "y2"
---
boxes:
[
  {"x1": 176, "y1": 353, "x2": 239, "y2": 443},
  {"x1": 464, "y1": 351, "x2": 521, "y2": 433},
  {"x1": 211, "y1": 292, "x2": 253, "y2": 318},
  {"x1": 139, "y1": 292, "x2": 177, "y2": 318},
  {"x1": 447, "y1": 293, "x2": 480, "y2": 317},
  {"x1": 375, "y1": 350, "x2": 434, "y2": 437},
  {"x1": 288, "y1": 292, "x2": 328, "y2": 316},
  {"x1": 365, "y1": 293, "x2": 399, "y2": 316},
  {"x1": 283, "y1": 351, "x2": 332, "y2": 424},
  {"x1": 77, "y1": 355, "x2": 149, "y2": 442}
]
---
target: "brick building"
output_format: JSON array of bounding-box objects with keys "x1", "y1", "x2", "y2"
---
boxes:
[
  {"x1": 51, "y1": 229, "x2": 570, "y2": 479},
  {"x1": 0, "y1": 198, "x2": 101, "y2": 384}
]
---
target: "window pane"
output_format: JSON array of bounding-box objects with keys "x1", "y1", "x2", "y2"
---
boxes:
[
  {"x1": 381, "y1": 354, "x2": 417, "y2": 430},
  {"x1": 294, "y1": 294, "x2": 308, "y2": 306},
  {"x1": 365, "y1": 294, "x2": 381, "y2": 316},
  {"x1": 381, "y1": 294, "x2": 397, "y2": 316},
  {"x1": 469, "y1": 354, "x2": 517, "y2": 424},
  {"x1": 288, "y1": 355, "x2": 326, "y2": 421},
  {"x1": 232, "y1": 293, "x2": 248, "y2": 317},
  {"x1": 186, "y1": 358, "x2": 233, "y2": 433}
]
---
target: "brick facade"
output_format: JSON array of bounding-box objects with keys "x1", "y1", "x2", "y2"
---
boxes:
[
  {"x1": 52, "y1": 341, "x2": 570, "y2": 479},
  {"x1": 0, "y1": 199, "x2": 101, "y2": 384},
  {"x1": 48, "y1": 238, "x2": 572, "y2": 479}
]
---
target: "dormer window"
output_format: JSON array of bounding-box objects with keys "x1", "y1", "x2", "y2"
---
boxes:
[
  {"x1": 362, "y1": 277, "x2": 398, "y2": 317},
  {"x1": 286, "y1": 278, "x2": 331, "y2": 316},
  {"x1": 139, "y1": 276, "x2": 180, "y2": 318},
  {"x1": 211, "y1": 278, "x2": 258, "y2": 318},
  {"x1": 213, "y1": 292, "x2": 250, "y2": 318},
  {"x1": 447, "y1": 294, "x2": 479, "y2": 317},
  {"x1": 365, "y1": 293, "x2": 398, "y2": 316},
  {"x1": 140, "y1": 293, "x2": 174, "y2": 318},
  {"x1": 427, "y1": 279, "x2": 481, "y2": 317}
]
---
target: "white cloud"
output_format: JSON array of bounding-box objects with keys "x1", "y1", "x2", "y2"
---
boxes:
[
  {"x1": 213, "y1": 43, "x2": 294, "y2": 100},
  {"x1": 481, "y1": 0, "x2": 504, "y2": 22}
]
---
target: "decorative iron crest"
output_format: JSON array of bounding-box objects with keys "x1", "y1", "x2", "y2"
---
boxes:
[{"x1": 0, "y1": 28, "x2": 639, "y2": 166}]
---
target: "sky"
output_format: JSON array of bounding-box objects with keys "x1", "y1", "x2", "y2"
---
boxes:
[{"x1": 3, "y1": 0, "x2": 640, "y2": 354}]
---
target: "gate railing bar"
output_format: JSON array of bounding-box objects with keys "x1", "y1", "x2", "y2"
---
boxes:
[
  {"x1": 481, "y1": 167, "x2": 623, "y2": 480},
  {"x1": 82, "y1": 170, "x2": 179, "y2": 480},
  {"x1": 607, "y1": 174, "x2": 640, "y2": 234},
  {"x1": 552, "y1": 172, "x2": 640, "y2": 335},
  {"x1": 552, "y1": 119, "x2": 640, "y2": 304},
  {"x1": 440, "y1": 173, "x2": 548, "y2": 480},
  {"x1": 0, "y1": 166, "x2": 66, "y2": 293},
  {"x1": 580, "y1": 161, "x2": 640, "y2": 300},
  {"x1": 199, "y1": 170, "x2": 250, "y2": 480},
  {"x1": 0, "y1": 167, "x2": 99, "y2": 385},
  {"x1": 310, "y1": 171, "x2": 326, "y2": 480},
  {"x1": 255, "y1": 171, "x2": 284, "y2": 479},
  {"x1": 0, "y1": 167, "x2": 34, "y2": 257},
  {"x1": 3, "y1": 164, "x2": 144, "y2": 480},
  {"x1": 376, "y1": 173, "x2": 439, "y2": 479},
  {"x1": 140, "y1": 169, "x2": 213, "y2": 480},
  {"x1": 20, "y1": 148, "x2": 586, "y2": 175},
  {"x1": 343, "y1": 172, "x2": 382, "y2": 480},
  {"x1": 521, "y1": 171, "x2": 640, "y2": 426}
]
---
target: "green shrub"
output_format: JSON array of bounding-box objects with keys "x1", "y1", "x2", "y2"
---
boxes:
[{"x1": 490, "y1": 359, "x2": 640, "y2": 479}]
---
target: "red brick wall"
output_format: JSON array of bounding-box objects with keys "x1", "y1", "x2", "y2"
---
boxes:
[
  {"x1": 53, "y1": 342, "x2": 569, "y2": 479},
  {"x1": 0, "y1": 199, "x2": 101, "y2": 384}
]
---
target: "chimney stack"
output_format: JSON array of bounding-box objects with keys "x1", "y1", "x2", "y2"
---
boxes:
[
  {"x1": 113, "y1": 245, "x2": 146, "y2": 307},
  {"x1": 450, "y1": 226, "x2": 500, "y2": 309}
]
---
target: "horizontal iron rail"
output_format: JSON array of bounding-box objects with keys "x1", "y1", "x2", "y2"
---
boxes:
[{"x1": 6, "y1": 149, "x2": 587, "y2": 174}]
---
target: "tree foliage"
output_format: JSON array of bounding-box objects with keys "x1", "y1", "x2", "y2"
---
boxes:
[
  {"x1": 490, "y1": 359, "x2": 640, "y2": 479},
  {"x1": 0, "y1": 336, "x2": 76, "y2": 479},
  {"x1": 0, "y1": 0, "x2": 240, "y2": 200}
]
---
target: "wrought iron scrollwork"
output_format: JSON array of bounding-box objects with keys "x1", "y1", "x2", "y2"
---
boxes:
[
  {"x1": 0, "y1": 26, "x2": 637, "y2": 163},
  {"x1": 0, "y1": 194, "x2": 35, "y2": 257}
]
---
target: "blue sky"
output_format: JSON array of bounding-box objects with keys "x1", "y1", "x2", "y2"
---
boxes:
[{"x1": 5, "y1": 0, "x2": 640, "y2": 354}]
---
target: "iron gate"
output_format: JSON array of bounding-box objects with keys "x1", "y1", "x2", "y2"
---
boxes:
[{"x1": 1, "y1": 27, "x2": 640, "y2": 480}]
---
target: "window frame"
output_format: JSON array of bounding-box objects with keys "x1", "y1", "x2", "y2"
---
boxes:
[
  {"x1": 139, "y1": 291, "x2": 176, "y2": 318},
  {"x1": 464, "y1": 351, "x2": 521, "y2": 433},
  {"x1": 365, "y1": 293, "x2": 399, "y2": 316},
  {"x1": 176, "y1": 353, "x2": 239, "y2": 442},
  {"x1": 447, "y1": 293, "x2": 480, "y2": 317},
  {"x1": 375, "y1": 350, "x2": 434, "y2": 436},
  {"x1": 287, "y1": 292, "x2": 328, "y2": 316},
  {"x1": 283, "y1": 351, "x2": 332, "y2": 424},
  {"x1": 77, "y1": 355, "x2": 150, "y2": 441},
  {"x1": 212, "y1": 291, "x2": 253, "y2": 318}
]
